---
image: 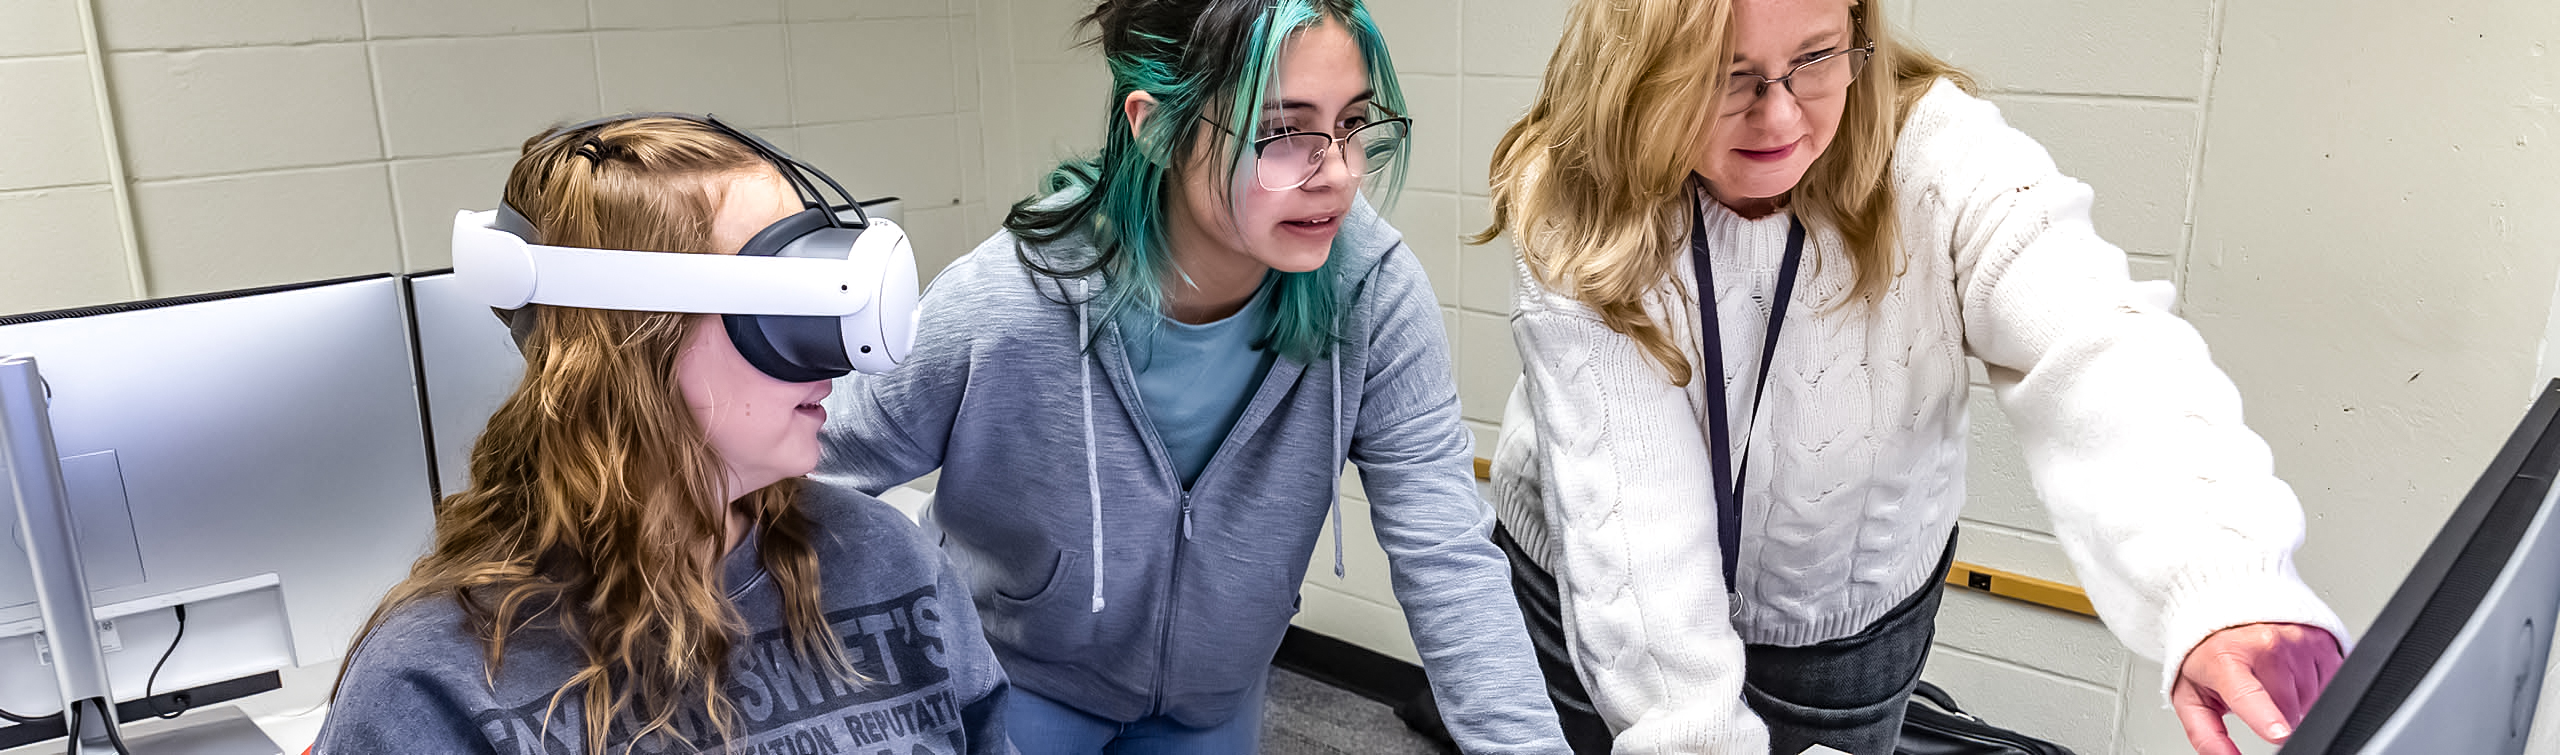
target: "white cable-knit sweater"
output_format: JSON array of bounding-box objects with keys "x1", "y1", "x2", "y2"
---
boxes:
[{"x1": 1490, "y1": 79, "x2": 2351, "y2": 753}]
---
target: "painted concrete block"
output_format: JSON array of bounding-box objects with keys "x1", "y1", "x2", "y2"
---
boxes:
[
  {"x1": 598, "y1": 25, "x2": 793, "y2": 128},
  {"x1": 1006, "y1": 1, "x2": 1091, "y2": 65},
  {"x1": 1992, "y1": 96, "x2": 2201, "y2": 259},
  {"x1": 591, "y1": 0, "x2": 783, "y2": 30},
  {"x1": 361, "y1": 0, "x2": 587, "y2": 38},
  {"x1": 0, "y1": 186, "x2": 129, "y2": 313},
  {"x1": 373, "y1": 34, "x2": 599, "y2": 158},
  {"x1": 787, "y1": 0, "x2": 861, "y2": 23},
  {"x1": 957, "y1": 110, "x2": 985, "y2": 204},
  {"x1": 1455, "y1": 196, "x2": 1511, "y2": 315},
  {"x1": 851, "y1": 0, "x2": 946, "y2": 21},
  {"x1": 1460, "y1": 0, "x2": 1567, "y2": 79},
  {"x1": 950, "y1": 15, "x2": 980, "y2": 115},
  {"x1": 134, "y1": 165, "x2": 398, "y2": 296},
  {"x1": 900, "y1": 202, "x2": 971, "y2": 283},
  {"x1": 1909, "y1": 0, "x2": 2212, "y2": 100},
  {"x1": 0, "y1": 0, "x2": 84, "y2": 58},
  {"x1": 1397, "y1": 73, "x2": 1461, "y2": 195},
  {"x1": 1293, "y1": 581, "x2": 1421, "y2": 664},
  {"x1": 1371, "y1": 0, "x2": 1458, "y2": 76},
  {"x1": 1951, "y1": 520, "x2": 2079, "y2": 587},
  {"x1": 1385, "y1": 189, "x2": 1461, "y2": 309},
  {"x1": 109, "y1": 44, "x2": 381, "y2": 179},
  {"x1": 2127, "y1": 253, "x2": 2176, "y2": 284},
  {"x1": 1007, "y1": 62, "x2": 1110, "y2": 172},
  {"x1": 1458, "y1": 309, "x2": 1517, "y2": 425},
  {"x1": 388, "y1": 151, "x2": 512, "y2": 271},
  {"x1": 1300, "y1": 494, "x2": 1401, "y2": 609},
  {"x1": 790, "y1": 19, "x2": 956, "y2": 125},
  {"x1": 0, "y1": 56, "x2": 108, "y2": 190},
  {"x1": 1923, "y1": 646, "x2": 2122, "y2": 755},
  {"x1": 796, "y1": 114, "x2": 964, "y2": 206},
  {"x1": 1931, "y1": 587, "x2": 2124, "y2": 686},
  {"x1": 1457, "y1": 75, "x2": 1536, "y2": 199},
  {"x1": 95, "y1": 0, "x2": 361, "y2": 50}
]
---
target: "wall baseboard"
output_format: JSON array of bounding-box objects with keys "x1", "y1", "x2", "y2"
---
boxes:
[{"x1": 1272, "y1": 626, "x2": 1429, "y2": 706}]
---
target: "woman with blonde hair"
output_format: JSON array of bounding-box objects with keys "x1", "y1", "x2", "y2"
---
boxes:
[
  {"x1": 1482, "y1": 0, "x2": 2347, "y2": 753},
  {"x1": 312, "y1": 115, "x2": 1012, "y2": 754}
]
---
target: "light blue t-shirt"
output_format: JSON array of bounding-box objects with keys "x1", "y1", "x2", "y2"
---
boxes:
[{"x1": 1118, "y1": 275, "x2": 1280, "y2": 489}]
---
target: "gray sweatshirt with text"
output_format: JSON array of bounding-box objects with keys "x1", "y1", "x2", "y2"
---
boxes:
[{"x1": 313, "y1": 483, "x2": 1014, "y2": 755}]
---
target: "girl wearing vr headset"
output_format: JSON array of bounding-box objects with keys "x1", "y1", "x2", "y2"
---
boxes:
[
  {"x1": 820, "y1": 1, "x2": 1569, "y2": 753},
  {"x1": 314, "y1": 117, "x2": 1013, "y2": 755}
]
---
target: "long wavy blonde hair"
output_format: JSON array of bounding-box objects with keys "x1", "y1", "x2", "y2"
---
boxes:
[
  {"x1": 338, "y1": 117, "x2": 852, "y2": 752},
  {"x1": 1475, "y1": 0, "x2": 1971, "y2": 386}
]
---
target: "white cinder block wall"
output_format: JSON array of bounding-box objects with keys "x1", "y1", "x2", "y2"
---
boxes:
[
  {"x1": 971, "y1": 3, "x2": 2560, "y2": 755},
  {"x1": 0, "y1": 0, "x2": 986, "y2": 317},
  {"x1": 0, "y1": 0, "x2": 989, "y2": 743},
  {"x1": 7, "y1": 0, "x2": 2557, "y2": 752}
]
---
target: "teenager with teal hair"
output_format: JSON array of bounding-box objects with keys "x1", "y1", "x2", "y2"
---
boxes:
[{"x1": 818, "y1": 0, "x2": 1570, "y2": 752}]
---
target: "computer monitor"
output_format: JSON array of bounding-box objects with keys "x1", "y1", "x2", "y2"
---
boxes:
[
  {"x1": 2279, "y1": 379, "x2": 2560, "y2": 754},
  {"x1": 407, "y1": 271, "x2": 526, "y2": 500},
  {"x1": 0, "y1": 275, "x2": 438, "y2": 748}
]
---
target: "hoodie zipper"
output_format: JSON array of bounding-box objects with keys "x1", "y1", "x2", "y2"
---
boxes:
[
  {"x1": 1150, "y1": 429, "x2": 1265, "y2": 714},
  {"x1": 1096, "y1": 305, "x2": 1299, "y2": 717},
  {"x1": 1091, "y1": 324, "x2": 1199, "y2": 717}
]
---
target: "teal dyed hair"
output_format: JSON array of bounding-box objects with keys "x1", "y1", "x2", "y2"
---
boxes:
[{"x1": 1003, "y1": 0, "x2": 1408, "y2": 364}]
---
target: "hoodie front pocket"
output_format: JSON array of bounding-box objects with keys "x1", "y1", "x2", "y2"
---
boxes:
[
  {"x1": 982, "y1": 548, "x2": 1097, "y2": 663},
  {"x1": 992, "y1": 547, "x2": 1081, "y2": 604}
]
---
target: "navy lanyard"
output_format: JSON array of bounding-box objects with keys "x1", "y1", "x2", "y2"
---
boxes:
[{"x1": 1692, "y1": 198, "x2": 1807, "y2": 592}]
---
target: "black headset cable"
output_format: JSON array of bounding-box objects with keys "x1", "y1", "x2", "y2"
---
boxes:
[{"x1": 144, "y1": 605, "x2": 190, "y2": 719}]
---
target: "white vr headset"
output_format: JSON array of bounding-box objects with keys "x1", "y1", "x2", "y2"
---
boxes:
[{"x1": 450, "y1": 113, "x2": 919, "y2": 380}]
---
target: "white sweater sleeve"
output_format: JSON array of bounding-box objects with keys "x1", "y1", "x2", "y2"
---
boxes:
[
  {"x1": 1914, "y1": 84, "x2": 2352, "y2": 696},
  {"x1": 1506, "y1": 256, "x2": 1769, "y2": 753}
]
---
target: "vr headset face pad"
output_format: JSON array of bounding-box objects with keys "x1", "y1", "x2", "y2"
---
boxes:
[{"x1": 724, "y1": 207, "x2": 917, "y2": 383}]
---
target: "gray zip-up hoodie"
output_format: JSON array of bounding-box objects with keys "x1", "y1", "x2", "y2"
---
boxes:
[{"x1": 818, "y1": 201, "x2": 1568, "y2": 752}]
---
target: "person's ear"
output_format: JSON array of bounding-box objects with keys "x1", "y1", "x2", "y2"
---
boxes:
[{"x1": 1123, "y1": 91, "x2": 1159, "y2": 140}]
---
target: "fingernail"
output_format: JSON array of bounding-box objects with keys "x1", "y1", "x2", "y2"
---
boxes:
[{"x1": 2271, "y1": 723, "x2": 2291, "y2": 740}]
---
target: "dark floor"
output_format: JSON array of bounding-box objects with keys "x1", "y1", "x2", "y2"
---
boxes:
[{"x1": 1259, "y1": 667, "x2": 1455, "y2": 755}]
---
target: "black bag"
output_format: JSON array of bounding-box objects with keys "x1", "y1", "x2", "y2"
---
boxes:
[{"x1": 1896, "y1": 681, "x2": 2079, "y2": 755}]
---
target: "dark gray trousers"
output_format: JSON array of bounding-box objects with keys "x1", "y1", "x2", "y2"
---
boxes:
[{"x1": 1496, "y1": 524, "x2": 1954, "y2": 755}]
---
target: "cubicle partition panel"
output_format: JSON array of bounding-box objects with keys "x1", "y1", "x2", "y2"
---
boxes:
[{"x1": 0, "y1": 275, "x2": 437, "y2": 746}]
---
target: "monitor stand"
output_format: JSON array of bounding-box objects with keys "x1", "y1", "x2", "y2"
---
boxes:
[
  {"x1": 112, "y1": 707, "x2": 281, "y2": 755},
  {"x1": 4, "y1": 707, "x2": 282, "y2": 755}
]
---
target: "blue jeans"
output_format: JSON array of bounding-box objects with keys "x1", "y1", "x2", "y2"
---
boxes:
[{"x1": 1004, "y1": 672, "x2": 1270, "y2": 755}]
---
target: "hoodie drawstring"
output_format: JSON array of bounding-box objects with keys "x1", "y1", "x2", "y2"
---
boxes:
[
  {"x1": 1079, "y1": 279, "x2": 1106, "y2": 613},
  {"x1": 1330, "y1": 356, "x2": 1345, "y2": 579}
]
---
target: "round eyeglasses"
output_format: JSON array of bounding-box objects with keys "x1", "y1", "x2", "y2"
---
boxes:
[
  {"x1": 1721, "y1": 45, "x2": 1874, "y2": 117},
  {"x1": 1203, "y1": 113, "x2": 1413, "y2": 191}
]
